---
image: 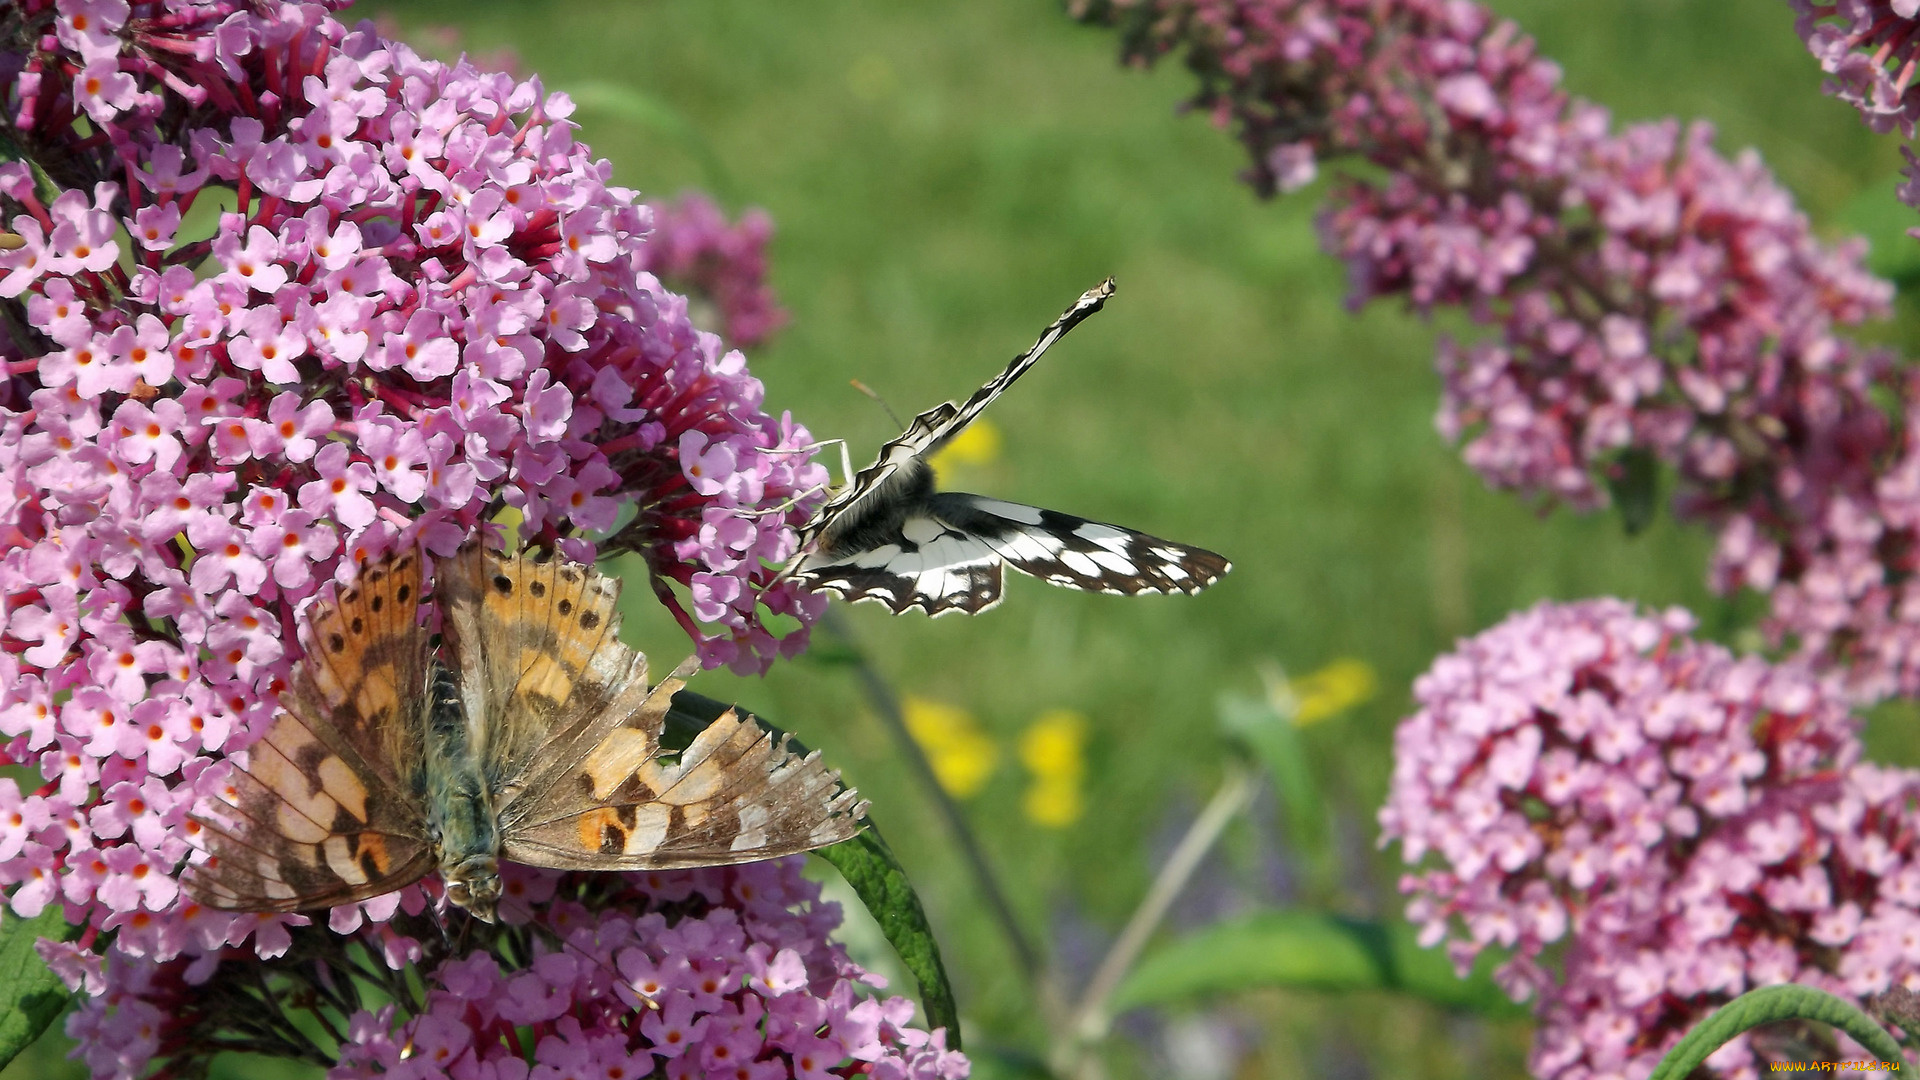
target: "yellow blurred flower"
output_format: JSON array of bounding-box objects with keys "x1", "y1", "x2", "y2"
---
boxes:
[
  {"x1": 901, "y1": 696, "x2": 998, "y2": 799},
  {"x1": 928, "y1": 418, "x2": 1002, "y2": 481},
  {"x1": 1019, "y1": 708, "x2": 1088, "y2": 827},
  {"x1": 1290, "y1": 658, "x2": 1376, "y2": 725}
]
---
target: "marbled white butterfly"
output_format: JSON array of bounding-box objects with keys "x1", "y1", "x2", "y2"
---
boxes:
[{"x1": 786, "y1": 279, "x2": 1230, "y2": 616}]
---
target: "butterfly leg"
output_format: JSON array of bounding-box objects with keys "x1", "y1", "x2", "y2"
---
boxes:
[
  {"x1": 790, "y1": 437, "x2": 856, "y2": 489},
  {"x1": 734, "y1": 481, "x2": 830, "y2": 519}
]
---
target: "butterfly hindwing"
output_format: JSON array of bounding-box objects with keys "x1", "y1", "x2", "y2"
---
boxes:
[{"x1": 183, "y1": 550, "x2": 436, "y2": 911}]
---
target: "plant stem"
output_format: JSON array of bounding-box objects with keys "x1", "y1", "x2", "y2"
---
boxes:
[
  {"x1": 1055, "y1": 761, "x2": 1257, "y2": 1074},
  {"x1": 822, "y1": 610, "x2": 1048, "y2": 993}
]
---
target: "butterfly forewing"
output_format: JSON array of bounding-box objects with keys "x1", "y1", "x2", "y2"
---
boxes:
[
  {"x1": 443, "y1": 548, "x2": 867, "y2": 871},
  {"x1": 788, "y1": 278, "x2": 1231, "y2": 615},
  {"x1": 184, "y1": 550, "x2": 436, "y2": 911},
  {"x1": 439, "y1": 545, "x2": 640, "y2": 808},
  {"x1": 932, "y1": 495, "x2": 1231, "y2": 596},
  {"x1": 794, "y1": 279, "x2": 1114, "y2": 559}
]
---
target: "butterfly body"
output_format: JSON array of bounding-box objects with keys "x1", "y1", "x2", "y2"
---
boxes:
[
  {"x1": 186, "y1": 545, "x2": 865, "y2": 921},
  {"x1": 789, "y1": 278, "x2": 1231, "y2": 615},
  {"x1": 420, "y1": 661, "x2": 503, "y2": 920}
]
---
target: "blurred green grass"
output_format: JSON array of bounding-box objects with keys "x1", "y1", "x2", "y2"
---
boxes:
[{"x1": 9, "y1": 2, "x2": 1916, "y2": 1078}]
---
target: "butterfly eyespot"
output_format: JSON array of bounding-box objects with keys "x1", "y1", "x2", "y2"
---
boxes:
[
  {"x1": 492, "y1": 574, "x2": 513, "y2": 595},
  {"x1": 528, "y1": 580, "x2": 546, "y2": 597},
  {"x1": 579, "y1": 610, "x2": 601, "y2": 629},
  {"x1": 557, "y1": 599, "x2": 573, "y2": 616}
]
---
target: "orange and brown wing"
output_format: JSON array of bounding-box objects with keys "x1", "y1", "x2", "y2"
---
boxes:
[
  {"x1": 499, "y1": 662, "x2": 867, "y2": 871},
  {"x1": 183, "y1": 549, "x2": 435, "y2": 912},
  {"x1": 436, "y1": 543, "x2": 642, "y2": 808}
]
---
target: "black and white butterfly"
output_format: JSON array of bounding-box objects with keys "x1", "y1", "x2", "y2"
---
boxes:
[{"x1": 785, "y1": 278, "x2": 1230, "y2": 616}]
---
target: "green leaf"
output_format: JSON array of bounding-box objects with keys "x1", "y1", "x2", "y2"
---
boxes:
[
  {"x1": 668, "y1": 691, "x2": 961, "y2": 1046},
  {"x1": 0, "y1": 905, "x2": 81, "y2": 1069},
  {"x1": 1112, "y1": 909, "x2": 1527, "y2": 1020},
  {"x1": 1647, "y1": 984, "x2": 1905, "y2": 1080},
  {"x1": 1606, "y1": 448, "x2": 1659, "y2": 536},
  {"x1": 816, "y1": 830, "x2": 962, "y2": 1047},
  {"x1": 1217, "y1": 693, "x2": 1326, "y2": 867}
]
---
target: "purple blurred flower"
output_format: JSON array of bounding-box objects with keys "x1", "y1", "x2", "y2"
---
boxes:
[
  {"x1": 638, "y1": 193, "x2": 790, "y2": 348},
  {"x1": 1793, "y1": 2, "x2": 1920, "y2": 138},
  {"x1": 1381, "y1": 600, "x2": 1919, "y2": 1079},
  {"x1": 1075, "y1": 0, "x2": 1920, "y2": 702}
]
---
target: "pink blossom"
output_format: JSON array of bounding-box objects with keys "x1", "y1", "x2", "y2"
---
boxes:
[
  {"x1": 1382, "y1": 600, "x2": 1919, "y2": 1078},
  {"x1": 637, "y1": 193, "x2": 790, "y2": 347},
  {"x1": 71, "y1": 862, "x2": 965, "y2": 1080},
  {"x1": 1077, "y1": 0, "x2": 1920, "y2": 702},
  {"x1": 0, "y1": 1, "x2": 829, "y2": 1055}
]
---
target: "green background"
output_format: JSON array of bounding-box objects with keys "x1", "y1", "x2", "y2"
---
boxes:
[{"x1": 10, "y1": 2, "x2": 1917, "y2": 1078}]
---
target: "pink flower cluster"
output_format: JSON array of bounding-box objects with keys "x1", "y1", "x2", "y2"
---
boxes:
[
  {"x1": 366, "y1": 15, "x2": 791, "y2": 348},
  {"x1": 0, "y1": 0, "x2": 840, "y2": 1028},
  {"x1": 638, "y1": 193, "x2": 789, "y2": 349},
  {"x1": 1075, "y1": 0, "x2": 1920, "y2": 701},
  {"x1": 63, "y1": 861, "x2": 967, "y2": 1080},
  {"x1": 1794, "y1": 2, "x2": 1920, "y2": 202},
  {"x1": 1380, "y1": 600, "x2": 1920, "y2": 1080}
]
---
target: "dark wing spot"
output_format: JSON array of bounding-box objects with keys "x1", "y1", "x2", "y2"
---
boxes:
[
  {"x1": 369, "y1": 594, "x2": 384, "y2": 612},
  {"x1": 396, "y1": 584, "x2": 411, "y2": 604},
  {"x1": 599, "y1": 823, "x2": 625, "y2": 855},
  {"x1": 396, "y1": 554, "x2": 414, "y2": 573},
  {"x1": 492, "y1": 574, "x2": 513, "y2": 595},
  {"x1": 560, "y1": 566, "x2": 581, "y2": 583},
  {"x1": 293, "y1": 744, "x2": 331, "y2": 788},
  {"x1": 557, "y1": 599, "x2": 573, "y2": 616},
  {"x1": 579, "y1": 609, "x2": 601, "y2": 630},
  {"x1": 350, "y1": 616, "x2": 364, "y2": 634},
  {"x1": 528, "y1": 580, "x2": 546, "y2": 597},
  {"x1": 328, "y1": 633, "x2": 346, "y2": 653},
  {"x1": 343, "y1": 588, "x2": 359, "y2": 603},
  {"x1": 367, "y1": 568, "x2": 386, "y2": 583}
]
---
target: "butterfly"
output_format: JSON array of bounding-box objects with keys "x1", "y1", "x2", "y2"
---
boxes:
[
  {"x1": 786, "y1": 278, "x2": 1230, "y2": 616},
  {"x1": 183, "y1": 543, "x2": 866, "y2": 922}
]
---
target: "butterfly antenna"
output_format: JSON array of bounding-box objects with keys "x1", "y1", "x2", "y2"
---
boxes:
[{"x1": 849, "y1": 379, "x2": 904, "y2": 430}]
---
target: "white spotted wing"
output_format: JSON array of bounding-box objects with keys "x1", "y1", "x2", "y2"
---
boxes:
[{"x1": 787, "y1": 279, "x2": 1230, "y2": 615}]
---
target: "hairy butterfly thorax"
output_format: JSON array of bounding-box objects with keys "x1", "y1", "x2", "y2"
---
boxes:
[
  {"x1": 184, "y1": 543, "x2": 866, "y2": 921},
  {"x1": 788, "y1": 278, "x2": 1230, "y2": 616}
]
